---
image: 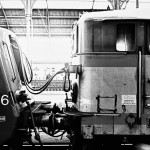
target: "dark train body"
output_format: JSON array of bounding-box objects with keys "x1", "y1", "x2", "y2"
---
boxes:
[{"x1": 0, "y1": 28, "x2": 22, "y2": 144}]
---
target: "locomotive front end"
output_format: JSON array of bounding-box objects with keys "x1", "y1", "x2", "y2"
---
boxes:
[{"x1": 68, "y1": 10, "x2": 150, "y2": 148}]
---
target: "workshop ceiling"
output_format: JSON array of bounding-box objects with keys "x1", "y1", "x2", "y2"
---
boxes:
[
  {"x1": 0, "y1": 0, "x2": 111, "y2": 10},
  {"x1": 0, "y1": 0, "x2": 150, "y2": 10}
]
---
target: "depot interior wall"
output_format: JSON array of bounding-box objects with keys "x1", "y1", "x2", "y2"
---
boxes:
[
  {"x1": 0, "y1": 9, "x2": 84, "y2": 63},
  {"x1": 19, "y1": 36, "x2": 72, "y2": 64}
]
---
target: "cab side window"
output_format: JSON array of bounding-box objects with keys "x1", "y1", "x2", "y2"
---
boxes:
[{"x1": 116, "y1": 23, "x2": 135, "y2": 51}]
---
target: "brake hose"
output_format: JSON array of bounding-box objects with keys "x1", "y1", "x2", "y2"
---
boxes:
[
  {"x1": 19, "y1": 46, "x2": 65, "y2": 94},
  {"x1": 25, "y1": 69, "x2": 64, "y2": 94},
  {"x1": 63, "y1": 68, "x2": 71, "y2": 92}
]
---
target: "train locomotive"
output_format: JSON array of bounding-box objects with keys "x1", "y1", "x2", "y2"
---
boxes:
[
  {"x1": 67, "y1": 8, "x2": 150, "y2": 149},
  {"x1": 1, "y1": 8, "x2": 150, "y2": 150}
]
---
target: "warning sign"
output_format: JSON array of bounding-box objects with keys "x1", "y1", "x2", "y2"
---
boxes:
[{"x1": 122, "y1": 95, "x2": 136, "y2": 105}]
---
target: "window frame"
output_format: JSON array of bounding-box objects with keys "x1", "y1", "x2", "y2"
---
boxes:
[
  {"x1": 2, "y1": 41, "x2": 16, "y2": 82},
  {"x1": 82, "y1": 20, "x2": 138, "y2": 53},
  {"x1": 71, "y1": 24, "x2": 79, "y2": 56}
]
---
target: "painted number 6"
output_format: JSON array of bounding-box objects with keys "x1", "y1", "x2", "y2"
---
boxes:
[{"x1": 1, "y1": 95, "x2": 9, "y2": 106}]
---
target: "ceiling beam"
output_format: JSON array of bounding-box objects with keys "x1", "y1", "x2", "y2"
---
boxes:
[{"x1": 21, "y1": 0, "x2": 37, "y2": 37}]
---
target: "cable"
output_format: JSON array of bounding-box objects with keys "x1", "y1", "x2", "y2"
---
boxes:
[
  {"x1": 91, "y1": 0, "x2": 95, "y2": 11},
  {"x1": 26, "y1": 100, "x2": 43, "y2": 146},
  {"x1": 19, "y1": 45, "x2": 65, "y2": 94},
  {"x1": 46, "y1": 0, "x2": 50, "y2": 36},
  {"x1": 63, "y1": 70, "x2": 71, "y2": 92},
  {"x1": 25, "y1": 69, "x2": 64, "y2": 94}
]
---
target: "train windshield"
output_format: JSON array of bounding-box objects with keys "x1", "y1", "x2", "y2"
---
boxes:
[
  {"x1": 9, "y1": 36, "x2": 32, "y2": 84},
  {"x1": 83, "y1": 20, "x2": 136, "y2": 52}
]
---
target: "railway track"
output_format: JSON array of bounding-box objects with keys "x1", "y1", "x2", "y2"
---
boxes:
[
  {"x1": 2, "y1": 143, "x2": 149, "y2": 150},
  {"x1": 1, "y1": 144, "x2": 70, "y2": 150}
]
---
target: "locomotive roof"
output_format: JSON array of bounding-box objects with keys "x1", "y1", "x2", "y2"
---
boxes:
[{"x1": 79, "y1": 9, "x2": 150, "y2": 22}]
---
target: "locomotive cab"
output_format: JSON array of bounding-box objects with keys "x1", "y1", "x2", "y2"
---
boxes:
[{"x1": 69, "y1": 9, "x2": 150, "y2": 147}]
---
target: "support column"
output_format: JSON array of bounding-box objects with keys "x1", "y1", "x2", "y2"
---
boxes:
[
  {"x1": 21, "y1": 0, "x2": 36, "y2": 37},
  {"x1": 115, "y1": 0, "x2": 121, "y2": 10},
  {"x1": 21, "y1": 0, "x2": 36, "y2": 59},
  {"x1": 136, "y1": 0, "x2": 139, "y2": 8}
]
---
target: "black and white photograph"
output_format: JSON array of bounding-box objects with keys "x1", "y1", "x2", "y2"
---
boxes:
[{"x1": 0, "y1": 0, "x2": 150, "y2": 150}]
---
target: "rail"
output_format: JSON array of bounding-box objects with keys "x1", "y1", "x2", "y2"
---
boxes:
[{"x1": 31, "y1": 80, "x2": 65, "y2": 91}]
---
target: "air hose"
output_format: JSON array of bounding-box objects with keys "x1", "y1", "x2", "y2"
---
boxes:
[
  {"x1": 19, "y1": 47, "x2": 68, "y2": 94},
  {"x1": 63, "y1": 67, "x2": 71, "y2": 92}
]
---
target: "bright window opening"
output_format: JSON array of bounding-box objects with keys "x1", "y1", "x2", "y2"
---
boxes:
[{"x1": 116, "y1": 24, "x2": 135, "y2": 51}]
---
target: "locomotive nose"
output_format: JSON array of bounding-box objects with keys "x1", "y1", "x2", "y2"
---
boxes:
[{"x1": 0, "y1": 92, "x2": 19, "y2": 145}]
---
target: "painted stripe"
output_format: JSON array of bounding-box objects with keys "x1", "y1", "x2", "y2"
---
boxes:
[{"x1": 78, "y1": 54, "x2": 138, "y2": 67}]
